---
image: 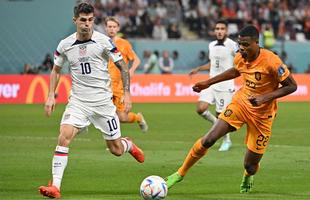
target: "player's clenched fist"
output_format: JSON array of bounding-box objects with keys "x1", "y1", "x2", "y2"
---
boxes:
[
  {"x1": 44, "y1": 96, "x2": 55, "y2": 117},
  {"x1": 192, "y1": 80, "x2": 211, "y2": 93}
]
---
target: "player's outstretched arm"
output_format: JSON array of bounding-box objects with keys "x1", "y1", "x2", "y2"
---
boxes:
[
  {"x1": 115, "y1": 59, "x2": 132, "y2": 112},
  {"x1": 45, "y1": 65, "x2": 61, "y2": 117},
  {"x1": 129, "y1": 51, "x2": 141, "y2": 76},
  {"x1": 189, "y1": 63, "x2": 210, "y2": 76},
  {"x1": 193, "y1": 67, "x2": 240, "y2": 92},
  {"x1": 248, "y1": 74, "x2": 297, "y2": 106}
]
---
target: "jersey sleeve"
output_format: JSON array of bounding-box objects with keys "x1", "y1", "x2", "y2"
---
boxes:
[
  {"x1": 232, "y1": 41, "x2": 239, "y2": 54},
  {"x1": 233, "y1": 53, "x2": 242, "y2": 71},
  {"x1": 269, "y1": 53, "x2": 290, "y2": 82},
  {"x1": 125, "y1": 41, "x2": 135, "y2": 61},
  {"x1": 105, "y1": 38, "x2": 123, "y2": 63},
  {"x1": 54, "y1": 40, "x2": 67, "y2": 67}
]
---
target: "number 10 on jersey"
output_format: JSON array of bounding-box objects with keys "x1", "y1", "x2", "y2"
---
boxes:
[{"x1": 80, "y1": 62, "x2": 91, "y2": 74}]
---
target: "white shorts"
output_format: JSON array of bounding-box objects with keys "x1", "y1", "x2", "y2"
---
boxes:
[
  {"x1": 198, "y1": 87, "x2": 233, "y2": 113},
  {"x1": 60, "y1": 99, "x2": 121, "y2": 140}
]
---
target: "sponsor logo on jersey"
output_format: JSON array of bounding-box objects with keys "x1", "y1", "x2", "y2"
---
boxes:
[
  {"x1": 255, "y1": 72, "x2": 261, "y2": 81},
  {"x1": 246, "y1": 80, "x2": 256, "y2": 89}
]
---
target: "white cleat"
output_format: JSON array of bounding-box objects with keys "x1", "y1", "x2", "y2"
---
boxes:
[
  {"x1": 219, "y1": 141, "x2": 232, "y2": 152},
  {"x1": 137, "y1": 112, "x2": 148, "y2": 133}
]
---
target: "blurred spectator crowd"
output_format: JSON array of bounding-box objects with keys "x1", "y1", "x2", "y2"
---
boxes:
[{"x1": 81, "y1": 0, "x2": 310, "y2": 41}]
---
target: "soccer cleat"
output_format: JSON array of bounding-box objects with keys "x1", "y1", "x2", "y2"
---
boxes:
[
  {"x1": 218, "y1": 140, "x2": 232, "y2": 151},
  {"x1": 126, "y1": 137, "x2": 145, "y2": 163},
  {"x1": 240, "y1": 175, "x2": 254, "y2": 193},
  {"x1": 38, "y1": 181, "x2": 61, "y2": 199},
  {"x1": 165, "y1": 172, "x2": 183, "y2": 189},
  {"x1": 137, "y1": 112, "x2": 148, "y2": 133}
]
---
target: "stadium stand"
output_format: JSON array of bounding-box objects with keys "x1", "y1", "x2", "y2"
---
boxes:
[{"x1": 0, "y1": 0, "x2": 309, "y2": 74}]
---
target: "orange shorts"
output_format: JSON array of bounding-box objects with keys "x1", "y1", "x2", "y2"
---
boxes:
[
  {"x1": 111, "y1": 81, "x2": 125, "y2": 112},
  {"x1": 218, "y1": 102, "x2": 274, "y2": 154}
]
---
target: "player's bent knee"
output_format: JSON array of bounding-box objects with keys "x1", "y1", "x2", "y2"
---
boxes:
[
  {"x1": 58, "y1": 125, "x2": 78, "y2": 147},
  {"x1": 58, "y1": 133, "x2": 73, "y2": 147}
]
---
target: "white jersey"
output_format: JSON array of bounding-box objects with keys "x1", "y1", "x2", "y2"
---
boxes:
[
  {"x1": 208, "y1": 38, "x2": 238, "y2": 92},
  {"x1": 54, "y1": 31, "x2": 122, "y2": 106}
]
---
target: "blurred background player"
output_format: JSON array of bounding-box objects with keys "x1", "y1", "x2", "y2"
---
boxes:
[
  {"x1": 189, "y1": 20, "x2": 238, "y2": 151},
  {"x1": 158, "y1": 50, "x2": 174, "y2": 74},
  {"x1": 105, "y1": 16, "x2": 148, "y2": 133},
  {"x1": 39, "y1": 3, "x2": 144, "y2": 199},
  {"x1": 166, "y1": 25, "x2": 297, "y2": 193}
]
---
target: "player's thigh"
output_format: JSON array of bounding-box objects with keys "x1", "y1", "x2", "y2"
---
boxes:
[
  {"x1": 90, "y1": 103, "x2": 121, "y2": 140},
  {"x1": 245, "y1": 117, "x2": 273, "y2": 154},
  {"x1": 218, "y1": 102, "x2": 245, "y2": 131},
  {"x1": 197, "y1": 88, "x2": 215, "y2": 111},
  {"x1": 61, "y1": 101, "x2": 91, "y2": 128},
  {"x1": 59, "y1": 102, "x2": 91, "y2": 145},
  {"x1": 203, "y1": 119, "x2": 236, "y2": 143},
  {"x1": 214, "y1": 90, "x2": 233, "y2": 113}
]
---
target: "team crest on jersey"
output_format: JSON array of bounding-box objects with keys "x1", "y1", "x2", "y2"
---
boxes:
[
  {"x1": 255, "y1": 72, "x2": 261, "y2": 81},
  {"x1": 224, "y1": 109, "x2": 233, "y2": 117},
  {"x1": 79, "y1": 45, "x2": 87, "y2": 56}
]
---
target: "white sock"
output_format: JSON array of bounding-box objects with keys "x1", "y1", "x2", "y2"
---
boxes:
[
  {"x1": 223, "y1": 133, "x2": 231, "y2": 143},
  {"x1": 52, "y1": 145, "x2": 69, "y2": 190},
  {"x1": 201, "y1": 110, "x2": 217, "y2": 124},
  {"x1": 120, "y1": 138, "x2": 133, "y2": 153}
]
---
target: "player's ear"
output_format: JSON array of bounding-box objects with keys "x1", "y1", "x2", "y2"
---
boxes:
[{"x1": 73, "y1": 17, "x2": 77, "y2": 24}]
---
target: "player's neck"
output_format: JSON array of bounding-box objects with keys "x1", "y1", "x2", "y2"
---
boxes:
[
  {"x1": 216, "y1": 37, "x2": 226, "y2": 45},
  {"x1": 76, "y1": 30, "x2": 93, "y2": 41},
  {"x1": 111, "y1": 35, "x2": 118, "y2": 42},
  {"x1": 246, "y1": 48, "x2": 260, "y2": 62}
]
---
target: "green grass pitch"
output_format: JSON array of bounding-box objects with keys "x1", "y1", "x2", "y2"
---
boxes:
[{"x1": 0, "y1": 102, "x2": 309, "y2": 200}]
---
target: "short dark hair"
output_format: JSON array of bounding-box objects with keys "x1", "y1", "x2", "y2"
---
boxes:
[
  {"x1": 215, "y1": 19, "x2": 228, "y2": 27},
  {"x1": 74, "y1": 2, "x2": 94, "y2": 18},
  {"x1": 239, "y1": 25, "x2": 259, "y2": 40}
]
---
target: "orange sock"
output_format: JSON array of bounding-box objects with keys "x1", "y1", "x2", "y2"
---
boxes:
[
  {"x1": 178, "y1": 138, "x2": 208, "y2": 177},
  {"x1": 128, "y1": 112, "x2": 141, "y2": 123},
  {"x1": 244, "y1": 163, "x2": 260, "y2": 176}
]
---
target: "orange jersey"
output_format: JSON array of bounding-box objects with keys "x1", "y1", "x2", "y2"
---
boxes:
[
  {"x1": 108, "y1": 37, "x2": 135, "y2": 89},
  {"x1": 232, "y1": 48, "x2": 290, "y2": 118}
]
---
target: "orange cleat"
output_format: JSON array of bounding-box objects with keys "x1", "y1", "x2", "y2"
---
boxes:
[
  {"x1": 125, "y1": 137, "x2": 145, "y2": 163},
  {"x1": 38, "y1": 181, "x2": 61, "y2": 199}
]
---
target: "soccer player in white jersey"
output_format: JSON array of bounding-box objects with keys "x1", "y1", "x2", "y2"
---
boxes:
[
  {"x1": 189, "y1": 20, "x2": 238, "y2": 151},
  {"x1": 38, "y1": 3, "x2": 144, "y2": 199}
]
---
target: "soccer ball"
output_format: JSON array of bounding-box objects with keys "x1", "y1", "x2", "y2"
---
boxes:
[{"x1": 140, "y1": 175, "x2": 168, "y2": 200}]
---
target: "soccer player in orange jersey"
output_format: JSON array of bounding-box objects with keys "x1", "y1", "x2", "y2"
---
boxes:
[
  {"x1": 105, "y1": 17, "x2": 148, "y2": 132},
  {"x1": 166, "y1": 25, "x2": 297, "y2": 193}
]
